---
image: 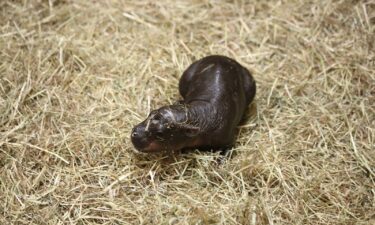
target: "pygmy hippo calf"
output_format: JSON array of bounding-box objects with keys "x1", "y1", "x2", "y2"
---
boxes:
[{"x1": 131, "y1": 55, "x2": 256, "y2": 153}]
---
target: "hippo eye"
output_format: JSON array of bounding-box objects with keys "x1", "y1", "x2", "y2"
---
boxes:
[
  {"x1": 153, "y1": 128, "x2": 165, "y2": 137},
  {"x1": 153, "y1": 113, "x2": 162, "y2": 121}
]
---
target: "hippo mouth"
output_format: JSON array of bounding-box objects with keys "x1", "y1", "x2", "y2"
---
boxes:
[
  {"x1": 139, "y1": 141, "x2": 164, "y2": 153},
  {"x1": 131, "y1": 135, "x2": 164, "y2": 153},
  {"x1": 131, "y1": 124, "x2": 167, "y2": 153}
]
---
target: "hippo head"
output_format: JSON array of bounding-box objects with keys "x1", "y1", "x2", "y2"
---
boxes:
[{"x1": 131, "y1": 105, "x2": 200, "y2": 153}]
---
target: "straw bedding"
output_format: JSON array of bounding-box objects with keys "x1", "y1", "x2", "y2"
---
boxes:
[{"x1": 0, "y1": 0, "x2": 374, "y2": 224}]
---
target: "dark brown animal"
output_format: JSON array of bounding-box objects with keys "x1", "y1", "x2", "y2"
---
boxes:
[{"x1": 131, "y1": 55, "x2": 256, "y2": 153}]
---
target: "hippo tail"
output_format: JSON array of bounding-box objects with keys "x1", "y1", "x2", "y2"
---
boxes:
[{"x1": 242, "y1": 68, "x2": 256, "y2": 105}]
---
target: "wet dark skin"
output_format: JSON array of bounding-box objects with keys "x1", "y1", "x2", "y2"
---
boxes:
[{"x1": 131, "y1": 55, "x2": 256, "y2": 153}]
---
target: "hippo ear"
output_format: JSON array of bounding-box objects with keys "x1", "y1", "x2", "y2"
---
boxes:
[{"x1": 175, "y1": 123, "x2": 200, "y2": 137}]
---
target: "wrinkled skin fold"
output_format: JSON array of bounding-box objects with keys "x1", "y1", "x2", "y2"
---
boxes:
[{"x1": 131, "y1": 55, "x2": 256, "y2": 153}]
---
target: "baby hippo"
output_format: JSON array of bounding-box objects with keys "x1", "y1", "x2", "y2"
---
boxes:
[{"x1": 131, "y1": 55, "x2": 256, "y2": 153}]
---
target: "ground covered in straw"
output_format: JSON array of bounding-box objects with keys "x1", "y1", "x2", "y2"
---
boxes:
[{"x1": 1, "y1": 0, "x2": 374, "y2": 224}]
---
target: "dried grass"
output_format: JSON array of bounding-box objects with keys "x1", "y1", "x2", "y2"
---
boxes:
[{"x1": 1, "y1": 0, "x2": 374, "y2": 224}]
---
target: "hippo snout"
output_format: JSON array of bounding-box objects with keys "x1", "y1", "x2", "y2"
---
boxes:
[{"x1": 131, "y1": 125, "x2": 150, "y2": 151}]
